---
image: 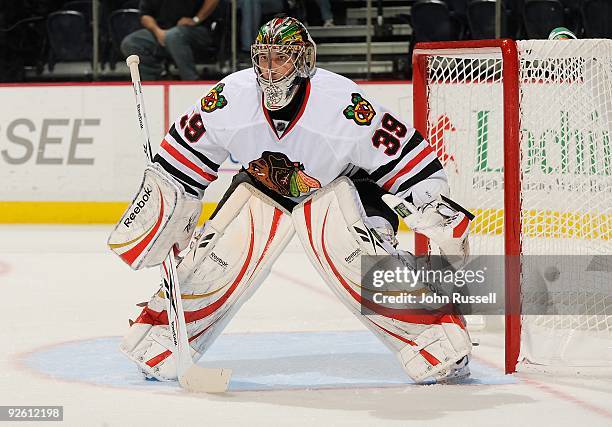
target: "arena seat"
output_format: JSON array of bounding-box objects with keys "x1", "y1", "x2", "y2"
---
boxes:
[
  {"x1": 108, "y1": 9, "x2": 141, "y2": 70},
  {"x1": 467, "y1": 0, "x2": 497, "y2": 39},
  {"x1": 581, "y1": 0, "x2": 612, "y2": 38},
  {"x1": 46, "y1": 11, "x2": 92, "y2": 71},
  {"x1": 523, "y1": 0, "x2": 566, "y2": 39},
  {"x1": 411, "y1": 0, "x2": 462, "y2": 42}
]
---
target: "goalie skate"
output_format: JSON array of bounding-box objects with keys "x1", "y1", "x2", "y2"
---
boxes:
[{"x1": 429, "y1": 356, "x2": 471, "y2": 384}]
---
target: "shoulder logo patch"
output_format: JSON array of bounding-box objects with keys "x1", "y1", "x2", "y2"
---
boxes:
[
  {"x1": 343, "y1": 93, "x2": 376, "y2": 126},
  {"x1": 201, "y1": 83, "x2": 228, "y2": 113}
]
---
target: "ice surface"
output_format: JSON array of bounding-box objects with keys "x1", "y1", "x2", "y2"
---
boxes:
[
  {"x1": 21, "y1": 332, "x2": 515, "y2": 392},
  {"x1": 1, "y1": 226, "x2": 611, "y2": 426}
]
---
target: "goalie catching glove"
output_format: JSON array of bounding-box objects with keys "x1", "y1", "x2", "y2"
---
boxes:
[
  {"x1": 383, "y1": 193, "x2": 474, "y2": 268},
  {"x1": 108, "y1": 163, "x2": 202, "y2": 269}
]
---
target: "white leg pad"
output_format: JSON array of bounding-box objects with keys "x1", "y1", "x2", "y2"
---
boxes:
[
  {"x1": 292, "y1": 177, "x2": 471, "y2": 382},
  {"x1": 121, "y1": 183, "x2": 295, "y2": 380},
  {"x1": 396, "y1": 319, "x2": 472, "y2": 382}
]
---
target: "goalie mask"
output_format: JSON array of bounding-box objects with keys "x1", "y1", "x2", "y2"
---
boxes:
[{"x1": 251, "y1": 17, "x2": 316, "y2": 111}]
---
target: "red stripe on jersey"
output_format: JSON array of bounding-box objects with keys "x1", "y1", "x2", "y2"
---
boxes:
[
  {"x1": 382, "y1": 145, "x2": 433, "y2": 191},
  {"x1": 160, "y1": 139, "x2": 216, "y2": 183}
]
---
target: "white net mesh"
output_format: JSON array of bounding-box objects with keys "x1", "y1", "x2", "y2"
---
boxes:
[
  {"x1": 419, "y1": 39, "x2": 612, "y2": 367},
  {"x1": 517, "y1": 40, "x2": 612, "y2": 366}
]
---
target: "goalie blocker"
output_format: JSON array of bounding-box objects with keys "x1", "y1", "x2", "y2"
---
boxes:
[{"x1": 108, "y1": 164, "x2": 202, "y2": 269}]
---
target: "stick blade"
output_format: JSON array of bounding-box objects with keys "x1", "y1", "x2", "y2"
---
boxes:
[{"x1": 179, "y1": 366, "x2": 232, "y2": 393}]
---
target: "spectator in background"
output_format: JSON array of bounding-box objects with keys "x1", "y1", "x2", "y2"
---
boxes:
[
  {"x1": 121, "y1": 0, "x2": 220, "y2": 80},
  {"x1": 237, "y1": 0, "x2": 285, "y2": 59},
  {"x1": 314, "y1": 0, "x2": 334, "y2": 27}
]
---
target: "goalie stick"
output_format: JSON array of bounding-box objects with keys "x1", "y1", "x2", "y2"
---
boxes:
[{"x1": 126, "y1": 55, "x2": 231, "y2": 393}]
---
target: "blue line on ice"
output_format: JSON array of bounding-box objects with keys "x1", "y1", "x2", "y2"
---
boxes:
[{"x1": 22, "y1": 331, "x2": 516, "y2": 391}]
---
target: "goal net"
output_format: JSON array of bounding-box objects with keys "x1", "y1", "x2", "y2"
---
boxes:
[{"x1": 412, "y1": 39, "x2": 612, "y2": 373}]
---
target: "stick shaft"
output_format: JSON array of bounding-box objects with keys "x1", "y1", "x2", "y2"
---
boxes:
[
  {"x1": 126, "y1": 55, "x2": 192, "y2": 378},
  {"x1": 161, "y1": 257, "x2": 193, "y2": 376},
  {"x1": 126, "y1": 56, "x2": 154, "y2": 161}
]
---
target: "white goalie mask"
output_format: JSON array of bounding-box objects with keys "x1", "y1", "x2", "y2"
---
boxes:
[{"x1": 251, "y1": 17, "x2": 316, "y2": 111}]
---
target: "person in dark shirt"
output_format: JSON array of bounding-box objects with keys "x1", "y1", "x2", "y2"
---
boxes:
[
  {"x1": 121, "y1": 0, "x2": 220, "y2": 80},
  {"x1": 236, "y1": 0, "x2": 285, "y2": 59}
]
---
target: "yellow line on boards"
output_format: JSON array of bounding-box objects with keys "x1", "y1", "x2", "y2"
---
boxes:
[
  {"x1": 0, "y1": 201, "x2": 410, "y2": 230},
  {"x1": 1, "y1": 203, "x2": 608, "y2": 240},
  {"x1": 0, "y1": 202, "x2": 218, "y2": 225}
]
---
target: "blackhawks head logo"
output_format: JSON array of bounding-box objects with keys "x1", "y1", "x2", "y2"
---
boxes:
[
  {"x1": 343, "y1": 93, "x2": 376, "y2": 126},
  {"x1": 247, "y1": 151, "x2": 321, "y2": 197},
  {"x1": 201, "y1": 83, "x2": 227, "y2": 113}
]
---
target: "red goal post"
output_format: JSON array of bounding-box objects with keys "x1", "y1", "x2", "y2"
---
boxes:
[
  {"x1": 413, "y1": 39, "x2": 522, "y2": 374},
  {"x1": 412, "y1": 38, "x2": 612, "y2": 374}
]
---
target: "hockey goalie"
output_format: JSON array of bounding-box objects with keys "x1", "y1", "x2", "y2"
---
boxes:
[{"x1": 108, "y1": 17, "x2": 473, "y2": 384}]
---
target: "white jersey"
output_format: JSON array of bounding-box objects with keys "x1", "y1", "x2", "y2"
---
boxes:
[{"x1": 155, "y1": 68, "x2": 446, "y2": 203}]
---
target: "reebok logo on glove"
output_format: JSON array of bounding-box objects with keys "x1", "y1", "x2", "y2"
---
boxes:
[{"x1": 124, "y1": 185, "x2": 153, "y2": 228}]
